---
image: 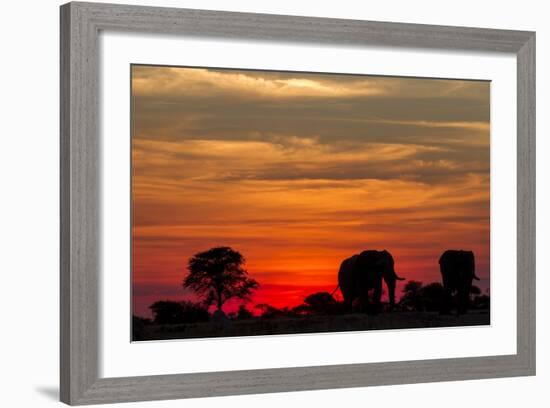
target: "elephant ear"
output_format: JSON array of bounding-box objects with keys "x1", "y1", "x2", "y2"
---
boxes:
[
  {"x1": 373, "y1": 253, "x2": 387, "y2": 272},
  {"x1": 381, "y1": 250, "x2": 393, "y2": 266},
  {"x1": 356, "y1": 252, "x2": 368, "y2": 268}
]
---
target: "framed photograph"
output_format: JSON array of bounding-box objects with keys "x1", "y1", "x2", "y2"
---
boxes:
[
  {"x1": 130, "y1": 65, "x2": 493, "y2": 341},
  {"x1": 60, "y1": 1, "x2": 535, "y2": 405}
]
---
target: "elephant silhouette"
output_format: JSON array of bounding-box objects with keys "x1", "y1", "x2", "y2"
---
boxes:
[
  {"x1": 439, "y1": 250, "x2": 480, "y2": 314},
  {"x1": 338, "y1": 250, "x2": 405, "y2": 314}
]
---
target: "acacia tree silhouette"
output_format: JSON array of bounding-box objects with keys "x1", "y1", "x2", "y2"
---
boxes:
[{"x1": 183, "y1": 247, "x2": 259, "y2": 313}]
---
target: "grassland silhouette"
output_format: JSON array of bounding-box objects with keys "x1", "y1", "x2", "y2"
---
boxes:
[{"x1": 132, "y1": 246, "x2": 489, "y2": 341}]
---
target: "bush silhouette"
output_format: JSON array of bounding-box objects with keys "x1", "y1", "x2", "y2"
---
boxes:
[
  {"x1": 471, "y1": 294, "x2": 490, "y2": 309},
  {"x1": 419, "y1": 282, "x2": 445, "y2": 312},
  {"x1": 236, "y1": 305, "x2": 254, "y2": 320},
  {"x1": 255, "y1": 304, "x2": 292, "y2": 319},
  {"x1": 303, "y1": 292, "x2": 340, "y2": 315},
  {"x1": 149, "y1": 300, "x2": 209, "y2": 324},
  {"x1": 132, "y1": 315, "x2": 152, "y2": 340},
  {"x1": 399, "y1": 281, "x2": 424, "y2": 311},
  {"x1": 399, "y1": 281, "x2": 444, "y2": 312}
]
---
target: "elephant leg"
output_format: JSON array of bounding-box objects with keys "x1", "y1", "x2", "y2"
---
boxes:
[
  {"x1": 358, "y1": 290, "x2": 370, "y2": 314},
  {"x1": 357, "y1": 295, "x2": 364, "y2": 314},
  {"x1": 457, "y1": 286, "x2": 470, "y2": 315},
  {"x1": 345, "y1": 297, "x2": 354, "y2": 314},
  {"x1": 440, "y1": 270, "x2": 454, "y2": 314},
  {"x1": 341, "y1": 293, "x2": 352, "y2": 314},
  {"x1": 457, "y1": 291, "x2": 466, "y2": 315},
  {"x1": 368, "y1": 281, "x2": 383, "y2": 315},
  {"x1": 386, "y1": 279, "x2": 396, "y2": 310},
  {"x1": 440, "y1": 286, "x2": 453, "y2": 315}
]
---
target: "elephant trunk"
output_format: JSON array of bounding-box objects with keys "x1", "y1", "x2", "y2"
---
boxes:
[
  {"x1": 392, "y1": 270, "x2": 405, "y2": 281},
  {"x1": 471, "y1": 251, "x2": 479, "y2": 280},
  {"x1": 384, "y1": 270, "x2": 405, "y2": 307}
]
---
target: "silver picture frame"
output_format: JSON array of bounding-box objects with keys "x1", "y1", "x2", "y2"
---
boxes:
[{"x1": 60, "y1": 2, "x2": 536, "y2": 405}]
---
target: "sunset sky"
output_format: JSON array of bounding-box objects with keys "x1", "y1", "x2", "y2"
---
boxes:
[{"x1": 131, "y1": 65, "x2": 490, "y2": 318}]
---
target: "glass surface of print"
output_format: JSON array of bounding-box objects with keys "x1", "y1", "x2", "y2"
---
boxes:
[{"x1": 131, "y1": 65, "x2": 490, "y2": 341}]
